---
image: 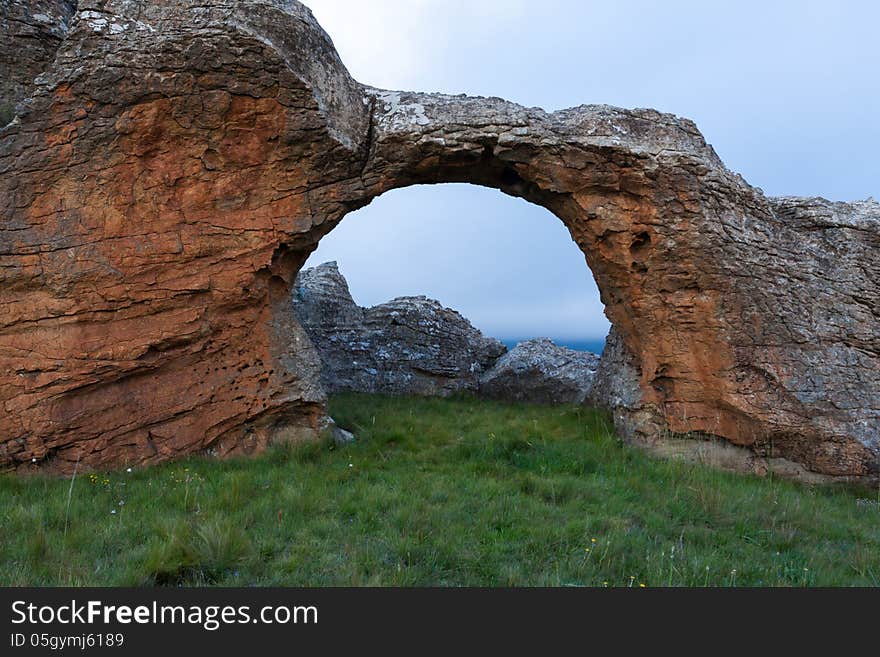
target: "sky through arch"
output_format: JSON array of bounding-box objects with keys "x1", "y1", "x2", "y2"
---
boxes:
[{"x1": 305, "y1": 184, "x2": 610, "y2": 350}]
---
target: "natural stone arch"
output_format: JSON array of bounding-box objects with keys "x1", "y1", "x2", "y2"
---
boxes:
[
  {"x1": 0, "y1": 0, "x2": 877, "y2": 480},
  {"x1": 325, "y1": 92, "x2": 848, "y2": 474}
]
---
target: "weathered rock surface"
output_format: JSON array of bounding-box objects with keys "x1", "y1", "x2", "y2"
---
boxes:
[
  {"x1": 587, "y1": 327, "x2": 644, "y2": 434},
  {"x1": 1, "y1": 0, "x2": 878, "y2": 480},
  {"x1": 293, "y1": 262, "x2": 506, "y2": 396},
  {"x1": 480, "y1": 338, "x2": 600, "y2": 404},
  {"x1": 0, "y1": 1, "x2": 76, "y2": 124}
]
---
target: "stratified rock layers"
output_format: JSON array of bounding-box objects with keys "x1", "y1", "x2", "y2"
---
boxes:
[
  {"x1": 1, "y1": 1, "x2": 878, "y2": 478},
  {"x1": 293, "y1": 261, "x2": 506, "y2": 396}
]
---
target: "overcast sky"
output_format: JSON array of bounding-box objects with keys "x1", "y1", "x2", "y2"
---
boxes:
[{"x1": 303, "y1": 0, "x2": 879, "y2": 343}]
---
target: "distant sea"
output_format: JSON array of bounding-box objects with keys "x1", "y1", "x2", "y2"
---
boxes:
[{"x1": 500, "y1": 337, "x2": 607, "y2": 355}]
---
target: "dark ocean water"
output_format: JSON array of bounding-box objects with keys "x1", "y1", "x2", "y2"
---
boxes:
[{"x1": 500, "y1": 337, "x2": 607, "y2": 355}]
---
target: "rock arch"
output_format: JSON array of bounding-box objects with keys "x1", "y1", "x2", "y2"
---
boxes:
[{"x1": 1, "y1": 0, "x2": 878, "y2": 479}]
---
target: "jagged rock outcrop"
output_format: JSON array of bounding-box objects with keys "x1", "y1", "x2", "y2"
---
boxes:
[
  {"x1": 294, "y1": 263, "x2": 602, "y2": 405},
  {"x1": 480, "y1": 338, "x2": 600, "y2": 405},
  {"x1": 1, "y1": 0, "x2": 878, "y2": 480},
  {"x1": 293, "y1": 262, "x2": 506, "y2": 396}
]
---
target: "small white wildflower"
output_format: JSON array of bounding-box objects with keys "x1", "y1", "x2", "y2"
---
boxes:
[
  {"x1": 126, "y1": 467, "x2": 132, "y2": 473},
  {"x1": 348, "y1": 463, "x2": 353, "y2": 468},
  {"x1": 31, "y1": 458, "x2": 36, "y2": 463},
  {"x1": 110, "y1": 509, "x2": 117, "y2": 515}
]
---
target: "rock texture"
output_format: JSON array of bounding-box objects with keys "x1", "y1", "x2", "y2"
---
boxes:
[
  {"x1": 0, "y1": 1, "x2": 77, "y2": 124},
  {"x1": 293, "y1": 262, "x2": 506, "y2": 396},
  {"x1": 1, "y1": 0, "x2": 878, "y2": 480},
  {"x1": 480, "y1": 338, "x2": 600, "y2": 405}
]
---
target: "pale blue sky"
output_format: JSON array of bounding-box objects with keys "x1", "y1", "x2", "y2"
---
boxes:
[{"x1": 304, "y1": 0, "x2": 879, "y2": 342}]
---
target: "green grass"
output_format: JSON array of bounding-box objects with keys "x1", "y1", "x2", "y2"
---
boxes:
[
  {"x1": 0, "y1": 103, "x2": 13, "y2": 126},
  {"x1": 1, "y1": 393, "x2": 878, "y2": 586}
]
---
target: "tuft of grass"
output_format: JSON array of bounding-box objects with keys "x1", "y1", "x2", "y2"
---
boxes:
[
  {"x1": 138, "y1": 517, "x2": 253, "y2": 586},
  {"x1": 0, "y1": 103, "x2": 14, "y2": 126},
  {"x1": 0, "y1": 393, "x2": 878, "y2": 586}
]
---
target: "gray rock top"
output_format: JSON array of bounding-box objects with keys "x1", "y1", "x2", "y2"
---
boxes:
[{"x1": 480, "y1": 338, "x2": 601, "y2": 405}]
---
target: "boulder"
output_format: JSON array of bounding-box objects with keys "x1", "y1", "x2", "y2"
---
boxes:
[
  {"x1": 293, "y1": 262, "x2": 507, "y2": 396},
  {"x1": 480, "y1": 338, "x2": 600, "y2": 404},
  {"x1": 323, "y1": 417, "x2": 355, "y2": 446}
]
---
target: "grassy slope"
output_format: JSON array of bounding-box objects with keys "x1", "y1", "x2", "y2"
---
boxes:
[{"x1": 1, "y1": 394, "x2": 878, "y2": 586}]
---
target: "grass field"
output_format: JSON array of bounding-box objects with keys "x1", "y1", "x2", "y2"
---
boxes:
[{"x1": 1, "y1": 393, "x2": 878, "y2": 586}]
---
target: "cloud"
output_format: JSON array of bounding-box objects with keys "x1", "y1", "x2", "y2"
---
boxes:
[{"x1": 306, "y1": 0, "x2": 533, "y2": 90}]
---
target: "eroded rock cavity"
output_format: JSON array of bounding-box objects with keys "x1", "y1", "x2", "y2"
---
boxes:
[{"x1": 1, "y1": 0, "x2": 878, "y2": 480}]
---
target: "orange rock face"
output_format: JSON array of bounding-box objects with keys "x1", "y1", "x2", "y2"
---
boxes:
[{"x1": 1, "y1": 1, "x2": 878, "y2": 480}]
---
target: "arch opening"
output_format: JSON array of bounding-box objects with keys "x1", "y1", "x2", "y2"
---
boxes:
[
  {"x1": 293, "y1": 183, "x2": 611, "y2": 403},
  {"x1": 305, "y1": 183, "x2": 610, "y2": 351}
]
